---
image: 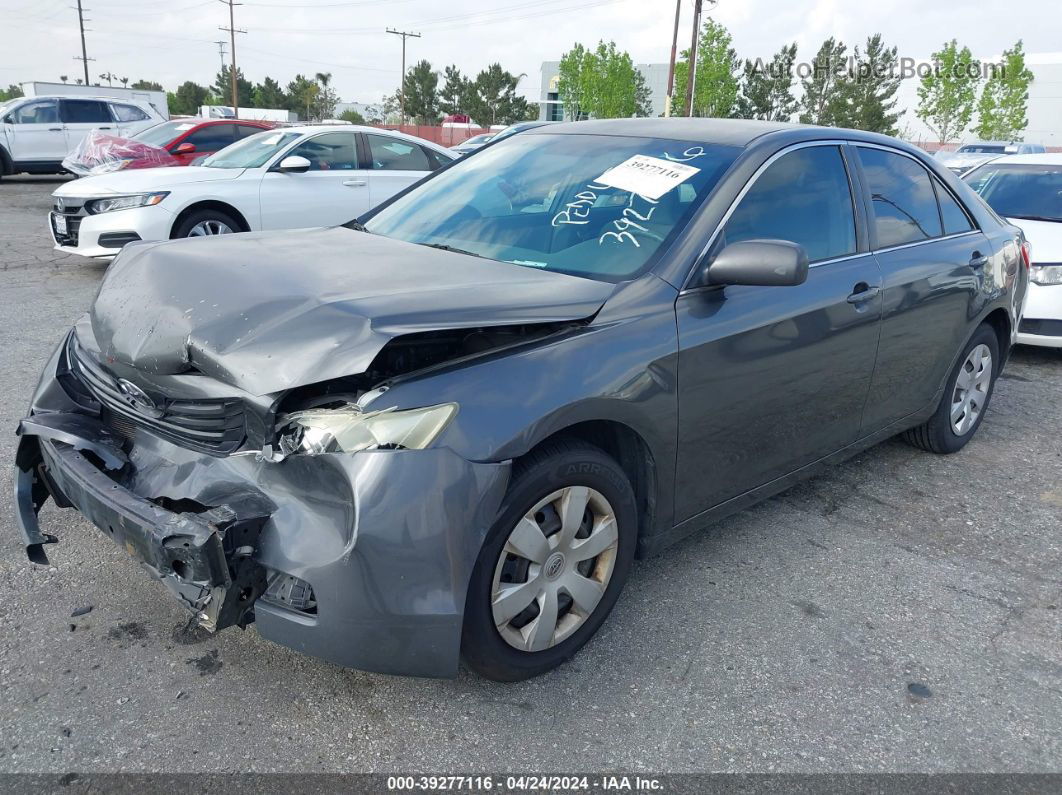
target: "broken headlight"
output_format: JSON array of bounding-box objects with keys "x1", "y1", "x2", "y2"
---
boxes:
[{"x1": 276, "y1": 403, "x2": 457, "y2": 457}]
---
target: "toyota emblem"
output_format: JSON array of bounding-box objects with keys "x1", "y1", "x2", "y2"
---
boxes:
[{"x1": 116, "y1": 378, "x2": 157, "y2": 412}]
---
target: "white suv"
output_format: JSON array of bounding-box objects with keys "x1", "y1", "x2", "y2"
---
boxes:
[{"x1": 0, "y1": 95, "x2": 164, "y2": 178}]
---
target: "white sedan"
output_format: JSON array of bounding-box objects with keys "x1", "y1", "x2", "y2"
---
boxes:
[
  {"x1": 965, "y1": 153, "x2": 1062, "y2": 348},
  {"x1": 49, "y1": 125, "x2": 455, "y2": 258}
]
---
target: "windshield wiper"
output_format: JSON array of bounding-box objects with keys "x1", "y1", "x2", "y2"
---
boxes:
[
  {"x1": 418, "y1": 242, "x2": 484, "y2": 258},
  {"x1": 1006, "y1": 214, "x2": 1061, "y2": 223},
  {"x1": 343, "y1": 219, "x2": 371, "y2": 232}
]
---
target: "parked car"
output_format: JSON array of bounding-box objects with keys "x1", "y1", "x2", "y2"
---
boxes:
[
  {"x1": 488, "y1": 120, "x2": 555, "y2": 144},
  {"x1": 936, "y1": 141, "x2": 1047, "y2": 175},
  {"x1": 450, "y1": 132, "x2": 494, "y2": 155},
  {"x1": 0, "y1": 95, "x2": 164, "y2": 178},
  {"x1": 48, "y1": 125, "x2": 456, "y2": 258},
  {"x1": 62, "y1": 118, "x2": 275, "y2": 176},
  {"x1": 16, "y1": 119, "x2": 1027, "y2": 681},
  {"x1": 965, "y1": 153, "x2": 1062, "y2": 347}
]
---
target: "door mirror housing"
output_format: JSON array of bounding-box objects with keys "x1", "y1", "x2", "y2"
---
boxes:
[
  {"x1": 173, "y1": 142, "x2": 196, "y2": 155},
  {"x1": 705, "y1": 239, "x2": 809, "y2": 287},
  {"x1": 276, "y1": 155, "x2": 311, "y2": 173}
]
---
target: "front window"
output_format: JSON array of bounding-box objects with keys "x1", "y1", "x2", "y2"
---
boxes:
[
  {"x1": 364, "y1": 134, "x2": 738, "y2": 282},
  {"x1": 8, "y1": 99, "x2": 59, "y2": 125},
  {"x1": 134, "y1": 120, "x2": 197, "y2": 147},
  {"x1": 200, "y1": 129, "x2": 302, "y2": 169},
  {"x1": 964, "y1": 162, "x2": 1062, "y2": 223}
]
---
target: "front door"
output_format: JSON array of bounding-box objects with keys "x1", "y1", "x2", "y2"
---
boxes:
[
  {"x1": 674, "y1": 144, "x2": 883, "y2": 522},
  {"x1": 259, "y1": 131, "x2": 371, "y2": 230},
  {"x1": 3, "y1": 99, "x2": 66, "y2": 162}
]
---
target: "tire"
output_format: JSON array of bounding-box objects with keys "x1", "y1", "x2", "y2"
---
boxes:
[
  {"x1": 902, "y1": 323, "x2": 999, "y2": 454},
  {"x1": 461, "y1": 439, "x2": 638, "y2": 681},
  {"x1": 172, "y1": 208, "x2": 241, "y2": 239}
]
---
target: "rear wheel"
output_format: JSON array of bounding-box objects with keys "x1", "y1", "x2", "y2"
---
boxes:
[
  {"x1": 903, "y1": 324, "x2": 999, "y2": 453},
  {"x1": 462, "y1": 440, "x2": 637, "y2": 681},
  {"x1": 172, "y1": 208, "x2": 240, "y2": 239}
]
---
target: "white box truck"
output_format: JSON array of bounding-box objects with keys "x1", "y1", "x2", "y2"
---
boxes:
[{"x1": 199, "y1": 105, "x2": 296, "y2": 123}]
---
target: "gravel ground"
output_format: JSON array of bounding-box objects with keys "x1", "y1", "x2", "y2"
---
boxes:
[{"x1": 0, "y1": 175, "x2": 1059, "y2": 774}]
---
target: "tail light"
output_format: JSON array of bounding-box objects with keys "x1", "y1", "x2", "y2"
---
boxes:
[{"x1": 1020, "y1": 240, "x2": 1032, "y2": 270}]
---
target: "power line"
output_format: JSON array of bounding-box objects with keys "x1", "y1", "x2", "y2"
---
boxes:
[
  {"x1": 386, "y1": 28, "x2": 420, "y2": 125},
  {"x1": 73, "y1": 0, "x2": 94, "y2": 85},
  {"x1": 217, "y1": 0, "x2": 246, "y2": 117}
]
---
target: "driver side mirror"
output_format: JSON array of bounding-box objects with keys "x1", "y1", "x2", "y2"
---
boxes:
[
  {"x1": 704, "y1": 239, "x2": 809, "y2": 287},
  {"x1": 173, "y1": 142, "x2": 196, "y2": 155},
  {"x1": 276, "y1": 155, "x2": 311, "y2": 174}
]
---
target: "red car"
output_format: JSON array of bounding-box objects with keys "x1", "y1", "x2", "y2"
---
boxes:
[{"x1": 63, "y1": 118, "x2": 273, "y2": 176}]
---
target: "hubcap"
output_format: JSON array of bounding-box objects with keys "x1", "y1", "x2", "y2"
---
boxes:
[
  {"x1": 187, "y1": 219, "x2": 234, "y2": 237},
  {"x1": 951, "y1": 343, "x2": 992, "y2": 436},
  {"x1": 490, "y1": 486, "x2": 619, "y2": 653}
]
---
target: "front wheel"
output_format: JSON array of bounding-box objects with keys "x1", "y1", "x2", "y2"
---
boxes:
[
  {"x1": 172, "y1": 209, "x2": 240, "y2": 239},
  {"x1": 462, "y1": 440, "x2": 637, "y2": 681},
  {"x1": 903, "y1": 323, "x2": 999, "y2": 454}
]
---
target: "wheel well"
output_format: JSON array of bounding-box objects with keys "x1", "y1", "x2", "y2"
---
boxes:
[
  {"x1": 521, "y1": 420, "x2": 656, "y2": 542},
  {"x1": 982, "y1": 308, "x2": 1011, "y2": 361},
  {"x1": 170, "y1": 201, "x2": 249, "y2": 237},
  {"x1": 0, "y1": 145, "x2": 12, "y2": 175}
]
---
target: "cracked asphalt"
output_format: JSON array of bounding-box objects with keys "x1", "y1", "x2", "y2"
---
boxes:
[{"x1": 0, "y1": 175, "x2": 1059, "y2": 773}]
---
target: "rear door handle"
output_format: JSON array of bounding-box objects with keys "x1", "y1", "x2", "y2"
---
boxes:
[
  {"x1": 846, "y1": 283, "x2": 881, "y2": 304},
  {"x1": 342, "y1": 179, "x2": 367, "y2": 187},
  {"x1": 970, "y1": 251, "x2": 989, "y2": 268},
  {"x1": 48, "y1": 127, "x2": 63, "y2": 132}
]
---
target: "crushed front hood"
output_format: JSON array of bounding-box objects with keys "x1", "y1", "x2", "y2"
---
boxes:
[{"x1": 90, "y1": 227, "x2": 613, "y2": 395}]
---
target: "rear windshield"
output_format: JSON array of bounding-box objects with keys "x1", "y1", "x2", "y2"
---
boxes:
[
  {"x1": 364, "y1": 133, "x2": 739, "y2": 282},
  {"x1": 964, "y1": 162, "x2": 1062, "y2": 223}
]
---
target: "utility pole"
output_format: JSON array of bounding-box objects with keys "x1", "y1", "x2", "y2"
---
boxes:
[
  {"x1": 214, "y1": 40, "x2": 228, "y2": 75},
  {"x1": 73, "y1": 0, "x2": 93, "y2": 86},
  {"x1": 386, "y1": 28, "x2": 421, "y2": 125},
  {"x1": 684, "y1": 0, "x2": 704, "y2": 117},
  {"x1": 664, "y1": 0, "x2": 682, "y2": 117},
  {"x1": 218, "y1": 0, "x2": 245, "y2": 118}
]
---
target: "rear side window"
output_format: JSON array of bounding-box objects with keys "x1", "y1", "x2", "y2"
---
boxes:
[
  {"x1": 722, "y1": 146, "x2": 857, "y2": 263},
  {"x1": 8, "y1": 99, "x2": 59, "y2": 124},
  {"x1": 366, "y1": 133, "x2": 432, "y2": 171},
  {"x1": 60, "y1": 99, "x2": 111, "y2": 124},
  {"x1": 182, "y1": 124, "x2": 238, "y2": 152},
  {"x1": 858, "y1": 147, "x2": 942, "y2": 248},
  {"x1": 110, "y1": 103, "x2": 149, "y2": 122},
  {"x1": 933, "y1": 178, "x2": 974, "y2": 235}
]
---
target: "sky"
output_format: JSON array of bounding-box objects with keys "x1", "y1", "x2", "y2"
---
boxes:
[{"x1": 3, "y1": 0, "x2": 1060, "y2": 124}]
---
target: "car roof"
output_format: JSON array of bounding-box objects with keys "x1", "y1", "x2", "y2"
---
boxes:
[
  {"x1": 281, "y1": 124, "x2": 452, "y2": 153},
  {"x1": 977, "y1": 152, "x2": 1062, "y2": 166},
  {"x1": 529, "y1": 117, "x2": 810, "y2": 147}
]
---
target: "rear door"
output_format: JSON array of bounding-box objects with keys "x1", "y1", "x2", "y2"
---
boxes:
[
  {"x1": 674, "y1": 143, "x2": 883, "y2": 521},
  {"x1": 853, "y1": 145, "x2": 989, "y2": 431},
  {"x1": 108, "y1": 102, "x2": 154, "y2": 137},
  {"x1": 362, "y1": 132, "x2": 441, "y2": 208},
  {"x1": 258, "y1": 131, "x2": 368, "y2": 229},
  {"x1": 60, "y1": 99, "x2": 115, "y2": 153},
  {"x1": 3, "y1": 99, "x2": 66, "y2": 162}
]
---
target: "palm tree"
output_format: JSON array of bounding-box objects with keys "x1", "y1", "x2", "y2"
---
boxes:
[
  {"x1": 60, "y1": 75, "x2": 68, "y2": 83},
  {"x1": 120, "y1": 77, "x2": 129, "y2": 87},
  {"x1": 315, "y1": 71, "x2": 332, "y2": 87},
  {"x1": 75, "y1": 78, "x2": 83, "y2": 85}
]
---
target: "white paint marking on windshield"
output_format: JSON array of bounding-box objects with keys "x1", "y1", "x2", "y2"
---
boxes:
[
  {"x1": 595, "y1": 155, "x2": 700, "y2": 200},
  {"x1": 664, "y1": 146, "x2": 708, "y2": 162},
  {"x1": 552, "y1": 181, "x2": 611, "y2": 227}
]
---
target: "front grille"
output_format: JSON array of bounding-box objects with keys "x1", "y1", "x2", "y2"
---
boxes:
[{"x1": 70, "y1": 338, "x2": 246, "y2": 455}]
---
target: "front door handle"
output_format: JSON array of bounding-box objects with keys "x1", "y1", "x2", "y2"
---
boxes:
[
  {"x1": 846, "y1": 283, "x2": 881, "y2": 304},
  {"x1": 969, "y1": 251, "x2": 989, "y2": 268},
  {"x1": 342, "y1": 179, "x2": 367, "y2": 187},
  {"x1": 48, "y1": 127, "x2": 63, "y2": 132}
]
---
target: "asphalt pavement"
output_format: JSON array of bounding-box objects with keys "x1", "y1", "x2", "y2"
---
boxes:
[{"x1": 0, "y1": 175, "x2": 1059, "y2": 773}]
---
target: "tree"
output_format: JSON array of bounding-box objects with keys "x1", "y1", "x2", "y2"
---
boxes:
[
  {"x1": 672, "y1": 18, "x2": 740, "y2": 117},
  {"x1": 402, "y1": 60, "x2": 440, "y2": 124},
  {"x1": 736, "y1": 42, "x2": 798, "y2": 121},
  {"x1": 556, "y1": 43, "x2": 594, "y2": 120},
  {"x1": 556, "y1": 41, "x2": 653, "y2": 119},
  {"x1": 465, "y1": 64, "x2": 532, "y2": 127},
  {"x1": 120, "y1": 77, "x2": 129, "y2": 88},
  {"x1": 213, "y1": 66, "x2": 253, "y2": 108},
  {"x1": 285, "y1": 74, "x2": 319, "y2": 120},
  {"x1": 252, "y1": 76, "x2": 286, "y2": 109},
  {"x1": 837, "y1": 34, "x2": 902, "y2": 134},
  {"x1": 59, "y1": 75, "x2": 68, "y2": 83},
  {"x1": 438, "y1": 65, "x2": 470, "y2": 117},
  {"x1": 131, "y1": 80, "x2": 163, "y2": 91},
  {"x1": 338, "y1": 108, "x2": 366, "y2": 124},
  {"x1": 799, "y1": 38, "x2": 848, "y2": 125},
  {"x1": 313, "y1": 72, "x2": 338, "y2": 119},
  {"x1": 916, "y1": 39, "x2": 980, "y2": 143},
  {"x1": 976, "y1": 40, "x2": 1034, "y2": 140},
  {"x1": 168, "y1": 81, "x2": 209, "y2": 116},
  {"x1": 634, "y1": 69, "x2": 653, "y2": 117},
  {"x1": 0, "y1": 84, "x2": 23, "y2": 101}
]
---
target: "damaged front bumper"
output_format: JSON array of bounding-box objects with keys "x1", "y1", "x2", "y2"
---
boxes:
[{"x1": 13, "y1": 336, "x2": 512, "y2": 678}]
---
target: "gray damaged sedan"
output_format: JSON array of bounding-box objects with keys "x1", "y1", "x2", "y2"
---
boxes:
[{"x1": 15, "y1": 119, "x2": 1028, "y2": 680}]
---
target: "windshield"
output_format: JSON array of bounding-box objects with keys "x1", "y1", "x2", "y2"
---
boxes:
[
  {"x1": 965, "y1": 162, "x2": 1062, "y2": 223},
  {"x1": 134, "y1": 120, "x2": 198, "y2": 148},
  {"x1": 201, "y1": 129, "x2": 302, "y2": 169},
  {"x1": 364, "y1": 133, "x2": 738, "y2": 282},
  {"x1": 959, "y1": 145, "x2": 1008, "y2": 154}
]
